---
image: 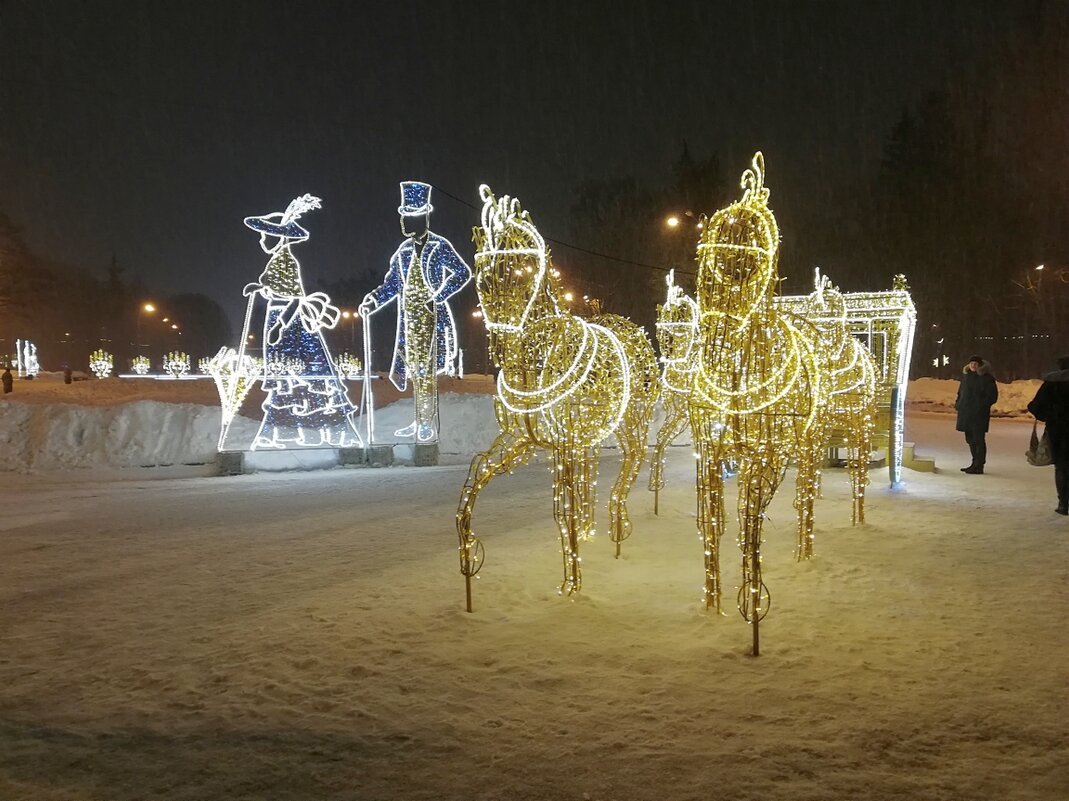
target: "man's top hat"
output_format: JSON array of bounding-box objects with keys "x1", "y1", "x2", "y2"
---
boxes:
[{"x1": 398, "y1": 181, "x2": 433, "y2": 217}]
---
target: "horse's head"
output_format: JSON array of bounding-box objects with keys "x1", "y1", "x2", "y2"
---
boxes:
[
  {"x1": 697, "y1": 152, "x2": 780, "y2": 318},
  {"x1": 656, "y1": 269, "x2": 699, "y2": 371},
  {"x1": 804, "y1": 267, "x2": 849, "y2": 354},
  {"x1": 473, "y1": 184, "x2": 554, "y2": 332}
]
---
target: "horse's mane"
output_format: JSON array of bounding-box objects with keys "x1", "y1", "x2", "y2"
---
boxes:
[{"x1": 478, "y1": 184, "x2": 545, "y2": 253}]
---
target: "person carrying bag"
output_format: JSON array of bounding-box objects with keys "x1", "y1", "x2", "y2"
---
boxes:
[{"x1": 1027, "y1": 355, "x2": 1069, "y2": 514}]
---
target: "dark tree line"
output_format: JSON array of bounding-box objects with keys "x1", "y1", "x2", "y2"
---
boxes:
[
  {"x1": 557, "y1": 6, "x2": 1069, "y2": 380},
  {"x1": 0, "y1": 209, "x2": 231, "y2": 373}
]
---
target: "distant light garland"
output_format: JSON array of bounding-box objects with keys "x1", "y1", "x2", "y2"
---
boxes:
[
  {"x1": 162, "y1": 351, "x2": 190, "y2": 378},
  {"x1": 130, "y1": 356, "x2": 151, "y2": 376},
  {"x1": 456, "y1": 184, "x2": 659, "y2": 612},
  {"x1": 16, "y1": 339, "x2": 39, "y2": 378},
  {"x1": 89, "y1": 349, "x2": 113, "y2": 379},
  {"x1": 334, "y1": 351, "x2": 362, "y2": 380}
]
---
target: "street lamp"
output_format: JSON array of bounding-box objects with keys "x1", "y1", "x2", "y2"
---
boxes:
[{"x1": 665, "y1": 215, "x2": 680, "y2": 228}]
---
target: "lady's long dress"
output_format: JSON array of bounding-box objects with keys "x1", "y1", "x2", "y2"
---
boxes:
[{"x1": 251, "y1": 246, "x2": 362, "y2": 449}]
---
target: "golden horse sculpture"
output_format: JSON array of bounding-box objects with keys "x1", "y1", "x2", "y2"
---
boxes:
[
  {"x1": 648, "y1": 269, "x2": 700, "y2": 514},
  {"x1": 690, "y1": 153, "x2": 823, "y2": 655},
  {"x1": 456, "y1": 185, "x2": 660, "y2": 612},
  {"x1": 798, "y1": 269, "x2": 878, "y2": 536}
]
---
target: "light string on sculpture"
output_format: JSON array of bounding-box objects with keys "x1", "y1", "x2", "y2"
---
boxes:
[
  {"x1": 776, "y1": 273, "x2": 917, "y2": 489},
  {"x1": 220, "y1": 193, "x2": 362, "y2": 452},
  {"x1": 648, "y1": 269, "x2": 701, "y2": 512},
  {"x1": 456, "y1": 184, "x2": 659, "y2": 612},
  {"x1": 131, "y1": 356, "x2": 151, "y2": 376},
  {"x1": 689, "y1": 152, "x2": 825, "y2": 656},
  {"x1": 360, "y1": 181, "x2": 473, "y2": 445},
  {"x1": 796, "y1": 268, "x2": 878, "y2": 537}
]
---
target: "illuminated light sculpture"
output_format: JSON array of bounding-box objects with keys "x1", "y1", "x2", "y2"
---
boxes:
[
  {"x1": 89, "y1": 349, "x2": 113, "y2": 379},
  {"x1": 796, "y1": 269, "x2": 878, "y2": 536},
  {"x1": 360, "y1": 182, "x2": 472, "y2": 444},
  {"x1": 334, "y1": 351, "x2": 362, "y2": 380},
  {"x1": 648, "y1": 269, "x2": 700, "y2": 513},
  {"x1": 777, "y1": 275, "x2": 917, "y2": 487},
  {"x1": 223, "y1": 194, "x2": 362, "y2": 451},
  {"x1": 16, "y1": 339, "x2": 39, "y2": 378},
  {"x1": 690, "y1": 153, "x2": 823, "y2": 655},
  {"x1": 197, "y1": 357, "x2": 213, "y2": 374},
  {"x1": 207, "y1": 346, "x2": 259, "y2": 448},
  {"x1": 131, "y1": 356, "x2": 151, "y2": 375},
  {"x1": 456, "y1": 185, "x2": 660, "y2": 611},
  {"x1": 162, "y1": 351, "x2": 191, "y2": 378}
]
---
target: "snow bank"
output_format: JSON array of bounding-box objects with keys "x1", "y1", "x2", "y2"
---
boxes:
[
  {"x1": 907, "y1": 377, "x2": 1040, "y2": 417},
  {"x1": 0, "y1": 378, "x2": 1047, "y2": 474},
  {"x1": 0, "y1": 400, "x2": 221, "y2": 471}
]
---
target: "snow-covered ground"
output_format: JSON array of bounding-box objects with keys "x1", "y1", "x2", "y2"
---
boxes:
[{"x1": 0, "y1": 375, "x2": 1066, "y2": 800}]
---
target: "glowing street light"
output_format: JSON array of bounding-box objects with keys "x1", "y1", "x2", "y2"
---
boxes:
[
  {"x1": 665, "y1": 215, "x2": 680, "y2": 228},
  {"x1": 142, "y1": 302, "x2": 156, "y2": 313}
]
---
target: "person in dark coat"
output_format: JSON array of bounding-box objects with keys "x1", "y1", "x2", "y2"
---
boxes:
[
  {"x1": 1027, "y1": 355, "x2": 1069, "y2": 515},
  {"x1": 955, "y1": 354, "x2": 998, "y2": 474},
  {"x1": 1, "y1": 366, "x2": 12, "y2": 394}
]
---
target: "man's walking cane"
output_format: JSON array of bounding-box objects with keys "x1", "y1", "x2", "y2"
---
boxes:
[{"x1": 361, "y1": 310, "x2": 375, "y2": 445}]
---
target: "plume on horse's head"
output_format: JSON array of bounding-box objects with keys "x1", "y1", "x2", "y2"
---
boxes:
[{"x1": 477, "y1": 184, "x2": 544, "y2": 255}]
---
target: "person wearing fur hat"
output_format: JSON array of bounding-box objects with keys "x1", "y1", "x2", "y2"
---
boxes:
[
  {"x1": 955, "y1": 355, "x2": 998, "y2": 474},
  {"x1": 1027, "y1": 355, "x2": 1069, "y2": 514}
]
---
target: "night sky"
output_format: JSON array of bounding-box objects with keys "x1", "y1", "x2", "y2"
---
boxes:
[{"x1": 0, "y1": 0, "x2": 1025, "y2": 324}]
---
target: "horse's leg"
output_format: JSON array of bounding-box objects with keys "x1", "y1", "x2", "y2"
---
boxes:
[
  {"x1": 456, "y1": 430, "x2": 535, "y2": 611},
  {"x1": 552, "y1": 443, "x2": 585, "y2": 596},
  {"x1": 609, "y1": 390, "x2": 653, "y2": 557},
  {"x1": 649, "y1": 391, "x2": 690, "y2": 514},
  {"x1": 737, "y1": 453, "x2": 785, "y2": 656},
  {"x1": 693, "y1": 411, "x2": 726, "y2": 613},
  {"x1": 578, "y1": 445, "x2": 600, "y2": 541},
  {"x1": 850, "y1": 402, "x2": 875, "y2": 525},
  {"x1": 794, "y1": 439, "x2": 821, "y2": 561}
]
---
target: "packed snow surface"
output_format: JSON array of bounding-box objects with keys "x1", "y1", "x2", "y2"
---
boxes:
[{"x1": 0, "y1": 374, "x2": 1066, "y2": 800}]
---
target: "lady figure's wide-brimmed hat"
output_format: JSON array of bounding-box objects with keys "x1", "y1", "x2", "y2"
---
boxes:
[
  {"x1": 398, "y1": 181, "x2": 433, "y2": 216},
  {"x1": 244, "y1": 194, "x2": 322, "y2": 241}
]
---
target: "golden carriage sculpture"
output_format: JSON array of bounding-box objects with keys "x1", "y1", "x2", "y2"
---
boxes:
[{"x1": 776, "y1": 275, "x2": 917, "y2": 487}]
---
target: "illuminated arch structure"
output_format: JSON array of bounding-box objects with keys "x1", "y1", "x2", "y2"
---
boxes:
[
  {"x1": 690, "y1": 153, "x2": 824, "y2": 655},
  {"x1": 456, "y1": 185, "x2": 660, "y2": 611}
]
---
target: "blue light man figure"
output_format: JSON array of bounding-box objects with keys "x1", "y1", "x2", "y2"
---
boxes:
[{"x1": 360, "y1": 182, "x2": 472, "y2": 442}]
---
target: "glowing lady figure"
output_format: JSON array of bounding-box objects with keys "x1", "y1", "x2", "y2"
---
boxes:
[{"x1": 241, "y1": 194, "x2": 362, "y2": 449}]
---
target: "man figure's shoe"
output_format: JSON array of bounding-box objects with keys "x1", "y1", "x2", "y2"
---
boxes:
[
  {"x1": 394, "y1": 421, "x2": 417, "y2": 438},
  {"x1": 960, "y1": 465, "x2": 974, "y2": 472},
  {"x1": 963, "y1": 465, "x2": 984, "y2": 474},
  {"x1": 1057, "y1": 505, "x2": 1068, "y2": 516},
  {"x1": 416, "y1": 423, "x2": 436, "y2": 442}
]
